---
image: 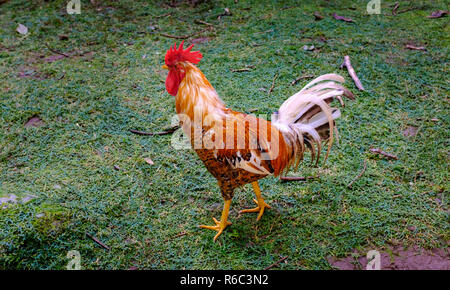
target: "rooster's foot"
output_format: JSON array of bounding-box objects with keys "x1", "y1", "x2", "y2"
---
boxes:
[
  {"x1": 199, "y1": 217, "x2": 232, "y2": 242},
  {"x1": 199, "y1": 199, "x2": 232, "y2": 242},
  {"x1": 240, "y1": 198, "x2": 271, "y2": 221}
]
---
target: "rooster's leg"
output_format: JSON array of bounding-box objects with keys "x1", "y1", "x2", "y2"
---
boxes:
[
  {"x1": 240, "y1": 181, "x2": 271, "y2": 221},
  {"x1": 199, "y1": 198, "x2": 232, "y2": 242}
]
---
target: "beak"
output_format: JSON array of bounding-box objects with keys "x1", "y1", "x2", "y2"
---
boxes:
[{"x1": 161, "y1": 64, "x2": 169, "y2": 70}]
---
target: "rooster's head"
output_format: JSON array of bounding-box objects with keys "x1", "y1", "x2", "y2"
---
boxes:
[{"x1": 162, "y1": 41, "x2": 203, "y2": 96}]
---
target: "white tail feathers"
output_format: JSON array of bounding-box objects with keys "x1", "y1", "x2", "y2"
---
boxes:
[{"x1": 272, "y1": 73, "x2": 353, "y2": 167}]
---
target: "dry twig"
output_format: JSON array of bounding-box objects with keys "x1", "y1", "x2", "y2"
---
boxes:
[
  {"x1": 86, "y1": 233, "x2": 110, "y2": 251},
  {"x1": 267, "y1": 73, "x2": 278, "y2": 95},
  {"x1": 347, "y1": 160, "x2": 367, "y2": 188},
  {"x1": 291, "y1": 75, "x2": 314, "y2": 86},
  {"x1": 45, "y1": 43, "x2": 70, "y2": 58},
  {"x1": 396, "y1": 7, "x2": 417, "y2": 14},
  {"x1": 280, "y1": 175, "x2": 319, "y2": 183},
  {"x1": 194, "y1": 19, "x2": 214, "y2": 27},
  {"x1": 340, "y1": 55, "x2": 365, "y2": 91},
  {"x1": 369, "y1": 148, "x2": 398, "y2": 160},
  {"x1": 130, "y1": 125, "x2": 179, "y2": 136},
  {"x1": 154, "y1": 12, "x2": 172, "y2": 18},
  {"x1": 231, "y1": 68, "x2": 252, "y2": 72},
  {"x1": 264, "y1": 256, "x2": 288, "y2": 270},
  {"x1": 231, "y1": 65, "x2": 255, "y2": 72},
  {"x1": 332, "y1": 13, "x2": 354, "y2": 23},
  {"x1": 164, "y1": 231, "x2": 188, "y2": 242},
  {"x1": 427, "y1": 10, "x2": 449, "y2": 18},
  {"x1": 392, "y1": 2, "x2": 399, "y2": 15},
  {"x1": 405, "y1": 44, "x2": 426, "y2": 51}
]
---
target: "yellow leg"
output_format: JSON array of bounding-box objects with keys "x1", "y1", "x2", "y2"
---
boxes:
[
  {"x1": 240, "y1": 181, "x2": 271, "y2": 221},
  {"x1": 199, "y1": 199, "x2": 232, "y2": 242}
]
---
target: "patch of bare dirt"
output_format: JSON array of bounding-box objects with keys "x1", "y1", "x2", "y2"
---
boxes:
[
  {"x1": 328, "y1": 245, "x2": 449, "y2": 270},
  {"x1": 403, "y1": 125, "x2": 418, "y2": 137},
  {"x1": 24, "y1": 115, "x2": 44, "y2": 128}
]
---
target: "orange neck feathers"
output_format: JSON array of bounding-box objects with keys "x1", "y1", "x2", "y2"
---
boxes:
[{"x1": 175, "y1": 62, "x2": 227, "y2": 121}]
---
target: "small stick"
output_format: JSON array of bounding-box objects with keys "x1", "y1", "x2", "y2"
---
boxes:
[
  {"x1": 231, "y1": 65, "x2": 255, "y2": 72},
  {"x1": 332, "y1": 13, "x2": 354, "y2": 23},
  {"x1": 56, "y1": 73, "x2": 65, "y2": 80},
  {"x1": 405, "y1": 44, "x2": 426, "y2": 51},
  {"x1": 45, "y1": 43, "x2": 70, "y2": 58},
  {"x1": 427, "y1": 10, "x2": 449, "y2": 18},
  {"x1": 231, "y1": 68, "x2": 251, "y2": 72},
  {"x1": 291, "y1": 75, "x2": 314, "y2": 86},
  {"x1": 164, "y1": 231, "x2": 187, "y2": 242},
  {"x1": 369, "y1": 148, "x2": 398, "y2": 160},
  {"x1": 340, "y1": 55, "x2": 365, "y2": 91},
  {"x1": 392, "y1": 2, "x2": 399, "y2": 15},
  {"x1": 347, "y1": 160, "x2": 367, "y2": 188},
  {"x1": 194, "y1": 19, "x2": 214, "y2": 27},
  {"x1": 130, "y1": 126, "x2": 179, "y2": 136},
  {"x1": 86, "y1": 233, "x2": 110, "y2": 251},
  {"x1": 160, "y1": 28, "x2": 209, "y2": 40},
  {"x1": 397, "y1": 7, "x2": 417, "y2": 14},
  {"x1": 267, "y1": 73, "x2": 278, "y2": 95},
  {"x1": 154, "y1": 12, "x2": 172, "y2": 18},
  {"x1": 264, "y1": 256, "x2": 288, "y2": 270},
  {"x1": 280, "y1": 175, "x2": 318, "y2": 183}
]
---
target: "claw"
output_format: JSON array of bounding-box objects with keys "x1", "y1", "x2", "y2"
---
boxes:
[
  {"x1": 199, "y1": 199, "x2": 232, "y2": 242},
  {"x1": 199, "y1": 217, "x2": 231, "y2": 241},
  {"x1": 240, "y1": 198, "x2": 271, "y2": 221}
]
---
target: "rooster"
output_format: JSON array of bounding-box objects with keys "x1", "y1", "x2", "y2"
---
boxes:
[{"x1": 161, "y1": 42, "x2": 354, "y2": 241}]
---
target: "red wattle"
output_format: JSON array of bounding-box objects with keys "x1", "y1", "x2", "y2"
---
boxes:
[{"x1": 166, "y1": 70, "x2": 184, "y2": 96}]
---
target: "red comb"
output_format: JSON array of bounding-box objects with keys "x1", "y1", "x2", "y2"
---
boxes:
[{"x1": 164, "y1": 41, "x2": 202, "y2": 66}]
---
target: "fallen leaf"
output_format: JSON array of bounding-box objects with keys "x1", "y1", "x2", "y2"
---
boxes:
[
  {"x1": 302, "y1": 45, "x2": 315, "y2": 51},
  {"x1": 332, "y1": 13, "x2": 354, "y2": 22},
  {"x1": 59, "y1": 34, "x2": 69, "y2": 40},
  {"x1": 44, "y1": 54, "x2": 66, "y2": 63},
  {"x1": 24, "y1": 115, "x2": 44, "y2": 128},
  {"x1": 21, "y1": 195, "x2": 37, "y2": 204},
  {"x1": 313, "y1": 11, "x2": 324, "y2": 20},
  {"x1": 403, "y1": 126, "x2": 418, "y2": 137},
  {"x1": 144, "y1": 158, "x2": 154, "y2": 165},
  {"x1": 218, "y1": 7, "x2": 232, "y2": 19},
  {"x1": 16, "y1": 23, "x2": 28, "y2": 35},
  {"x1": 0, "y1": 194, "x2": 18, "y2": 209},
  {"x1": 427, "y1": 10, "x2": 449, "y2": 18}
]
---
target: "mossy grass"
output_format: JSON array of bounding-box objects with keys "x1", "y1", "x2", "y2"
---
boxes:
[{"x1": 0, "y1": 0, "x2": 448, "y2": 269}]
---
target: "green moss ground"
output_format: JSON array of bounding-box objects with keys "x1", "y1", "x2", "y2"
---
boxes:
[{"x1": 0, "y1": 0, "x2": 448, "y2": 269}]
